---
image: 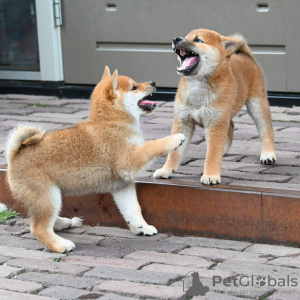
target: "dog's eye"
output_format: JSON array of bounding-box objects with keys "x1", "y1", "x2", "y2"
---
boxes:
[
  {"x1": 194, "y1": 37, "x2": 204, "y2": 43},
  {"x1": 132, "y1": 86, "x2": 137, "y2": 91}
]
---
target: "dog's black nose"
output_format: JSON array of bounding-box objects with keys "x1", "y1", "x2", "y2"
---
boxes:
[
  {"x1": 173, "y1": 37, "x2": 182, "y2": 44},
  {"x1": 150, "y1": 81, "x2": 156, "y2": 87}
]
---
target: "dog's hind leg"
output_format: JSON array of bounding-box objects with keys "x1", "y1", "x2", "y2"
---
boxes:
[
  {"x1": 112, "y1": 183, "x2": 157, "y2": 236},
  {"x1": 246, "y1": 96, "x2": 276, "y2": 164},
  {"x1": 30, "y1": 185, "x2": 75, "y2": 253},
  {"x1": 54, "y1": 216, "x2": 83, "y2": 231},
  {"x1": 153, "y1": 118, "x2": 194, "y2": 179},
  {"x1": 223, "y1": 119, "x2": 234, "y2": 155}
]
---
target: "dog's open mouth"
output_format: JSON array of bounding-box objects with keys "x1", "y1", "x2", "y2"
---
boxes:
[
  {"x1": 175, "y1": 48, "x2": 200, "y2": 74},
  {"x1": 138, "y1": 99, "x2": 157, "y2": 112}
]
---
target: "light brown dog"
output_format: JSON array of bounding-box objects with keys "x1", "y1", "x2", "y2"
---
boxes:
[
  {"x1": 154, "y1": 29, "x2": 276, "y2": 184},
  {"x1": 6, "y1": 67, "x2": 185, "y2": 253}
]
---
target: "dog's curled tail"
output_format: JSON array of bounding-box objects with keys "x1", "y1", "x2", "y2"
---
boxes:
[
  {"x1": 6, "y1": 124, "x2": 46, "y2": 164},
  {"x1": 229, "y1": 34, "x2": 253, "y2": 58}
]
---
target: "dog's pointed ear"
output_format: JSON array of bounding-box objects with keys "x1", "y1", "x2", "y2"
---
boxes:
[
  {"x1": 223, "y1": 40, "x2": 239, "y2": 52},
  {"x1": 101, "y1": 66, "x2": 111, "y2": 81},
  {"x1": 222, "y1": 35, "x2": 245, "y2": 56},
  {"x1": 111, "y1": 69, "x2": 118, "y2": 91}
]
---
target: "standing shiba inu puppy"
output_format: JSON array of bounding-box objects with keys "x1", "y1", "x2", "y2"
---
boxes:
[
  {"x1": 154, "y1": 29, "x2": 276, "y2": 184},
  {"x1": 6, "y1": 66, "x2": 185, "y2": 253}
]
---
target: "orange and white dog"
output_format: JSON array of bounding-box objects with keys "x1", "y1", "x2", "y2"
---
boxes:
[
  {"x1": 6, "y1": 67, "x2": 185, "y2": 253},
  {"x1": 154, "y1": 29, "x2": 276, "y2": 184}
]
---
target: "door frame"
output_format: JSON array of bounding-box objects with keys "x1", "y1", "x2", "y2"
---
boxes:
[{"x1": 0, "y1": 0, "x2": 64, "y2": 82}]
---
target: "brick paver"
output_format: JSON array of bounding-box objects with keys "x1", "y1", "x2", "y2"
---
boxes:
[
  {"x1": 0, "y1": 245, "x2": 64, "y2": 260},
  {"x1": 39, "y1": 286, "x2": 102, "y2": 300},
  {"x1": 93, "y1": 280, "x2": 186, "y2": 299},
  {"x1": 83, "y1": 265, "x2": 180, "y2": 285},
  {"x1": 1, "y1": 214, "x2": 300, "y2": 298},
  {"x1": 125, "y1": 250, "x2": 215, "y2": 268},
  {"x1": 0, "y1": 95, "x2": 300, "y2": 299},
  {"x1": 61, "y1": 255, "x2": 148, "y2": 269},
  {"x1": 0, "y1": 265, "x2": 23, "y2": 278},
  {"x1": 16, "y1": 271, "x2": 101, "y2": 290},
  {"x1": 98, "y1": 237, "x2": 188, "y2": 253},
  {"x1": 178, "y1": 247, "x2": 270, "y2": 263},
  {"x1": 165, "y1": 236, "x2": 252, "y2": 251},
  {"x1": 0, "y1": 278, "x2": 43, "y2": 293},
  {"x1": 0, "y1": 289, "x2": 58, "y2": 300},
  {"x1": 6, "y1": 257, "x2": 91, "y2": 276},
  {"x1": 245, "y1": 244, "x2": 300, "y2": 257},
  {"x1": 0, "y1": 94, "x2": 299, "y2": 191}
]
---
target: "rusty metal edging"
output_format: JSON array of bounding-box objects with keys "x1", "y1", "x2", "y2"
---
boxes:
[{"x1": 1, "y1": 169, "x2": 300, "y2": 246}]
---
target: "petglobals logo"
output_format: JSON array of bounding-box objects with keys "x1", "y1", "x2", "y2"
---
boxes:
[
  {"x1": 182, "y1": 272, "x2": 298, "y2": 298},
  {"x1": 182, "y1": 272, "x2": 210, "y2": 297},
  {"x1": 213, "y1": 275, "x2": 298, "y2": 288}
]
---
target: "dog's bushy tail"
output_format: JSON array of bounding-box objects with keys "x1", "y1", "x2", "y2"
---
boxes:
[
  {"x1": 6, "y1": 124, "x2": 46, "y2": 165},
  {"x1": 229, "y1": 34, "x2": 253, "y2": 58}
]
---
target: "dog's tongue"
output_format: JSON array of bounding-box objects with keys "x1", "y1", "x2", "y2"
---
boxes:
[
  {"x1": 138, "y1": 99, "x2": 158, "y2": 112},
  {"x1": 139, "y1": 100, "x2": 157, "y2": 106},
  {"x1": 178, "y1": 56, "x2": 198, "y2": 70}
]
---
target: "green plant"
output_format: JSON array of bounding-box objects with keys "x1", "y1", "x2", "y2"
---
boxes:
[
  {"x1": 32, "y1": 102, "x2": 45, "y2": 107},
  {"x1": 0, "y1": 208, "x2": 19, "y2": 223},
  {"x1": 53, "y1": 257, "x2": 62, "y2": 262}
]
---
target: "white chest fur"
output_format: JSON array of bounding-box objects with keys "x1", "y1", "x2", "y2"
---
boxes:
[
  {"x1": 177, "y1": 78, "x2": 220, "y2": 128},
  {"x1": 183, "y1": 77, "x2": 217, "y2": 106},
  {"x1": 127, "y1": 124, "x2": 144, "y2": 146}
]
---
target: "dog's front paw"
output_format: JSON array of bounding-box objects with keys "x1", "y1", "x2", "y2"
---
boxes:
[
  {"x1": 170, "y1": 133, "x2": 185, "y2": 151},
  {"x1": 260, "y1": 152, "x2": 276, "y2": 165},
  {"x1": 200, "y1": 174, "x2": 221, "y2": 185},
  {"x1": 51, "y1": 237, "x2": 75, "y2": 253},
  {"x1": 130, "y1": 224, "x2": 158, "y2": 236},
  {"x1": 164, "y1": 133, "x2": 185, "y2": 154},
  {"x1": 153, "y1": 168, "x2": 173, "y2": 179}
]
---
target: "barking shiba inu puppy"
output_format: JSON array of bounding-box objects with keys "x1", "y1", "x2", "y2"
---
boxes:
[
  {"x1": 6, "y1": 66, "x2": 185, "y2": 253},
  {"x1": 154, "y1": 29, "x2": 276, "y2": 184}
]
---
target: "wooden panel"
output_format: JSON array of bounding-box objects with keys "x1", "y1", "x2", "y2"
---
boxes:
[
  {"x1": 96, "y1": 45, "x2": 287, "y2": 90},
  {"x1": 94, "y1": 0, "x2": 285, "y2": 45},
  {"x1": 283, "y1": 0, "x2": 300, "y2": 92},
  {"x1": 92, "y1": 0, "x2": 286, "y2": 88},
  {"x1": 60, "y1": 0, "x2": 98, "y2": 85},
  {"x1": 60, "y1": 0, "x2": 296, "y2": 92},
  {"x1": 253, "y1": 51, "x2": 287, "y2": 92},
  {"x1": 95, "y1": 49, "x2": 178, "y2": 88}
]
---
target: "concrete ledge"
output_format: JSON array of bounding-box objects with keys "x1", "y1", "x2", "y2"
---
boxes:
[{"x1": 1, "y1": 169, "x2": 300, "y2": 246}]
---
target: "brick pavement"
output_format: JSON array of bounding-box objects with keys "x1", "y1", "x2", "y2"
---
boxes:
[
  {"x1": 0, "y1": 94, "x2": 299, "y2": 191},
  {"x1": 0, "y1": 215, "x2": 300, "y2": 299},
  {"x1": 0, "y1": 94, "x2": 300, "y2": 299}
]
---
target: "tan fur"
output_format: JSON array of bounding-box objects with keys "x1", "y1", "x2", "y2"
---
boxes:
[
  {"x1": 6, "y1": 67, "x2": 185, "y2": 252},
  {"x1": 154, "y1": 29, "x2": 276, "y2": 184}
]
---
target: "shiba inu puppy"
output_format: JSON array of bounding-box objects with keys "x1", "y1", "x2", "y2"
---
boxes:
[
  {"x1": 6, "y1": 66, "x2": 185, "y2": 253},
  {"x1": 154, "y1": 29, "x2": 276, "y2": 184}
]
